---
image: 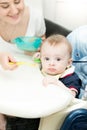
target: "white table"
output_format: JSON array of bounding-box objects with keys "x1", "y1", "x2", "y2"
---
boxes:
[{"x1": 0, "y1": 38, "x2": 73, "y2": 118}]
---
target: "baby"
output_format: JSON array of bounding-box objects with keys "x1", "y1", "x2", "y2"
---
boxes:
[{"x1": 34, "y1": 34, "x2": 81, "y2": 97}]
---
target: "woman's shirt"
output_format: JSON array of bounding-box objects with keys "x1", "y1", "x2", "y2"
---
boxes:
[
  {"x1": 0, "y1": 6, "x2": 46, "y2": 55},
  {"x1": 26, "y1": 6, "x2": 46, "y2": 37}
]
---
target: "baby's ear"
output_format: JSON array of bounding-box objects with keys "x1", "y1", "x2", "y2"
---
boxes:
[
  {"x1": 32, "y1": 52, "x2": 41, "y2": 63},
  {"x1": 68, "y1": 58, "x2": 72, "y2": 67}
]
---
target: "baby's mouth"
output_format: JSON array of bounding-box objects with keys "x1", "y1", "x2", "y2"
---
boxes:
[{"x1": 48, "y1": 68, "x2": 56, "y2": 72}]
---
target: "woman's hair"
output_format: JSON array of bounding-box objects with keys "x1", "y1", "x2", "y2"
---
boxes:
[{"x1": 41, "y1": 34, "x2": 72, "y2": 57}]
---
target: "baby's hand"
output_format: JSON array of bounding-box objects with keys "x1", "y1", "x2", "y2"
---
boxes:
[
  {"x1": 33, "y1": 52, "x2": 40, "y2": 60},
  {"x1": 42, "y1": 76, "x2": 58, "y2": 87},
  {"x1": 42, "y1": 77, "x2": 70, "y2": 90}
]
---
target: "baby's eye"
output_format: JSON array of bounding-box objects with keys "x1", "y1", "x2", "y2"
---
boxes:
[
  {"x1": 56, "y1": 58, "x2": 61, "y2": 61},
  {"x1": 45, "y1": 57, "x2": 49, "y2": 61},
  {"x1": 14, "y1": 0, "x2": 20, "y2": 4}
]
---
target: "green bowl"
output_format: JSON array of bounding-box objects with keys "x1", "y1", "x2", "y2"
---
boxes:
[{"x1": 12, "y1": 36, "x2": 42, "y2": 51}]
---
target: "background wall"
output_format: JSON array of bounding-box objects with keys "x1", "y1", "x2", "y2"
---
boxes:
[
  {"x1": 25, "y1": 0, "x2": 87, "y2": 30},
  {"x1": 25, "y1": 0, "x2": 43, "y2": 11},
  {"x1": 42, "y1": 0, "x2": 87, "y2": 30}
]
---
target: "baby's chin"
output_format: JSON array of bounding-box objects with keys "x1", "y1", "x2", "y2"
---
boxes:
[{"x1": 46, "y1": 72, "x2": 58, "y2": 76}]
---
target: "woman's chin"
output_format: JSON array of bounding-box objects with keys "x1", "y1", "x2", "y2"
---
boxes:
[
  {"x1": 9, "y1": 17, "x2": 21, "y2": 25},
  {"x1": 6, "y1": 14, "x2": 22, "y2": 25}
]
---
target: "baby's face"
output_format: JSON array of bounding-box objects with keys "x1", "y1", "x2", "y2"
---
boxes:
[{"x1": 40, "y1": 42, "x2": 72, "y2": 75}]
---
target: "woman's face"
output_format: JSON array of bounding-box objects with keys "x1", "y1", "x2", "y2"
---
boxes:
[{"x1": 0, "y1": 0, "x2": 25, "y2": 24}]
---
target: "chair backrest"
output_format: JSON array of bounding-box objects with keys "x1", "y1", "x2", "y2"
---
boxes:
[{"x1": 45, "y1": 19, "x2": 71, "y2": 37}]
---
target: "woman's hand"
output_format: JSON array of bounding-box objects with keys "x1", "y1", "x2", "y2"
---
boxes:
[{"x1": 0, "y1": 52, "x2": 18, "y2": 70}]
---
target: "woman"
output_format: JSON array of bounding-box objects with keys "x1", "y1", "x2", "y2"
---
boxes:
[
  {"x1": 0, "y1": 0, "x2": 46, "y2": 130},
  {"x1": 0, "y1": 0, "x2": 46, "y2": 70}
]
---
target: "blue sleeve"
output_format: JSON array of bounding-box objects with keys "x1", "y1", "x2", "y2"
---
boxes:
[{"x1": 67, "y1": 25, "x2": 87, "y2": 61}]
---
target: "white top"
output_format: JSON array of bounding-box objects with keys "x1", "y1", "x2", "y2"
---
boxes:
[
  {"x1": 0, "y1": 6, "x2": 46, "y2": 54},
  {"x1": 25, "y1": 6, "x2": 46, "y2": 37}
]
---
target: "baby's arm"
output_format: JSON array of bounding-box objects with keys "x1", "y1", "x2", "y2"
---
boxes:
[
  {"x1": 43, "y1": 76, "x2": 75, "y2": 97},
  {"x1": 43, "y1": 76, "x2": 67, "y2": 89}
]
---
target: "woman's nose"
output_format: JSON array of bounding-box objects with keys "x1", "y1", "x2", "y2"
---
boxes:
[{"x1": 9, "y1": 4, "x2": 18, "y2": 15}]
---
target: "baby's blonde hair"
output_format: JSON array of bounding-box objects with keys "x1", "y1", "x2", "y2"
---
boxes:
[{"x1": 41, "y1": 34, "x2": 72, "y2": 57}]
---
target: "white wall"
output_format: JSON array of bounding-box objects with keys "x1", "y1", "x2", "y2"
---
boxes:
[
  {"x1": 25, "y1": 0, "x2": 43, "y2": 12},
  {"x1": 42, "y1": 0, "x2": 87, "y2": 30},
  {"x1": 42, "y1": 0, "x2": 56, "y2": 20}
]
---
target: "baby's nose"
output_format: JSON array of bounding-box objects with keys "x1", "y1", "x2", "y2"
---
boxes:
[{"x1": 49, "y1": 60, "x2": 55, "y2": 66}]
